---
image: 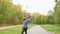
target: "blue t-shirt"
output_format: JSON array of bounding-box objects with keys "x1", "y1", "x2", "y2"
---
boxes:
[{"x1": 23, "y1": 19, "x2": 30, "y2": 28}]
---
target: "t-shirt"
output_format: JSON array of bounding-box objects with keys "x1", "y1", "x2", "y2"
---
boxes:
[{"x1": 23, "y1": 19, "x2": 30, "y2": 28}]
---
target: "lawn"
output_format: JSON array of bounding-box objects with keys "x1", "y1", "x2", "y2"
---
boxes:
[
  {"x1": 0, "y1": 25, "x2": 33, "y2": 34},
  {"x1": 41, "y1": 25, "x2": 60, "y2": 34}
]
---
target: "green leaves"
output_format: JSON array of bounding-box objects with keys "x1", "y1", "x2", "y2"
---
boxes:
[
  {"x1": 0, "y1": 0, "x2": 23, "y2": 26},
  {"x1": 54, "y1": 1, "x2": 60, "y2": 25}
]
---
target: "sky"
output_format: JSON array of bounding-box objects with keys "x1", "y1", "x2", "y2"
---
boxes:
[{"x1": 12, "y1": 0, "x2": 56, "y2": 15}]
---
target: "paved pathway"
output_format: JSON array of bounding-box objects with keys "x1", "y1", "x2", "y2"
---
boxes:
[
  {"x1": 0, "y1": 25, "x2": 20, "y2": 29},
  {"x1": 0, "y1": 25, "x2": 53, "y2": 34},
  {"x1": 27, "y1": 25, "x2": 52, "y2": 34}
]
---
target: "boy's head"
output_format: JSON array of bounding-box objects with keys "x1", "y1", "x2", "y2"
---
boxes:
[{"x1": 23, "y1": 17, "x2": 26, "y2": 20}]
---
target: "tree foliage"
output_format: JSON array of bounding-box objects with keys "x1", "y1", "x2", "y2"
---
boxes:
[
  {"x1": 54, "y1": 0, "x2": 60, "y2": 25},
  {"x1": 0, "y1": 0, "x2": 23, "y2": 26},
  {"x1": 32, "y1": 12, "x2": 47, "y2": 24}
]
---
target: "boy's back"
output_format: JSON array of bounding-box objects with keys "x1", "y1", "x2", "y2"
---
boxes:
[{"x1": 23, "y1": 19, "x2": 30, "y2": 28}]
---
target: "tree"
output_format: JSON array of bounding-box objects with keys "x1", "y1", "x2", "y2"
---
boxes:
[
  {"x1": 54, "y1": 0, "x2": 60, "y2": 25},
  {"x1": 33, "y1": 12, "x2": 42, "y2": 24},
  {"x1": 12, "y1": 5, "x2": 23, "y2": 24},
  {"x1": 47, "y1": 10, "x2": 54, "y2": 24},
  {"x1": 0, "y1": 0, "x2": 23, "y2": 26},
  {"x1": 0, "y1": 0, "x2": 13, "y2": 25}
]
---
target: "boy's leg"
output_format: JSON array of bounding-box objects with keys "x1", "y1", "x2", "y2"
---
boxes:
[
  {"x1": 25, "y1": 28, "x2": 27, "y2": 34},
  {"x1": 21, "y1": 28, "x2": 24, "y2": 34}
]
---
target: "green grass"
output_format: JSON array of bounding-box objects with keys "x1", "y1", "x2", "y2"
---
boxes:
[
  {"x1": 0, "y1": 25, "x2": 33, "y2": 34},
  {"x1": 41, "y1": 25, "x2": 60, "y2": 34}
]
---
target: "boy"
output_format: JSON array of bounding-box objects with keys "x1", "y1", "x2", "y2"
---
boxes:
[{"x1": 21, "y1": 17, "x2": 30, "y2": 34}]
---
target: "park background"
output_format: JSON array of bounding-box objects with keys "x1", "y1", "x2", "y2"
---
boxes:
[{"x1": 0, "y1": 0, "x2": 60, "y2": 34}]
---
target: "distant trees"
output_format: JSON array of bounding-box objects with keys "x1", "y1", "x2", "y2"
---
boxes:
[
  {"x1": 0, "y1": 0, "x2": 60, "y2": 26},
  {"x1": 32, "y1": 12, "x2": 47, "y2": 24},
  {"x1": 32, "y1": 12, "x2": 41, "y2": 24},
  {"x1": 32, "y1": 10, "x2": 55, "y2": 25},
  {"x1": 47, "y1": 10, "x2": 54, "y2": 24}
]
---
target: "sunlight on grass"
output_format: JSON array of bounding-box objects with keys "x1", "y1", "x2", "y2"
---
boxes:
[
  {"x1": 0, "y1": 25, "x2": 33, "y2": 34},
  {"x1": 41, "y1": 25, "x2": 60, "y2": 34}
]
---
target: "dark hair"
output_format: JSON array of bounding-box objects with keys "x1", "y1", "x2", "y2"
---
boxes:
[{"x1": 23, "y1": 18, "x2": 26, "y2": 21}]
